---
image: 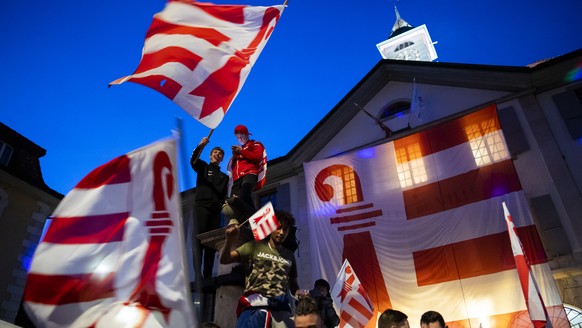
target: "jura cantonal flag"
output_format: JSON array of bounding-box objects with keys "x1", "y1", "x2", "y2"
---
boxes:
[
  {"x1": 331, "y1": 259, "x2": 374, "y2": 328},
  {"x1": 503, "y1": 202, "x2": 552, "y2": 328},
  {"x1": 23, "y1": 138, "x2": 195, "y2": 327},
  {"x1": 303, "y1": 105, "x2": 567, "y2": 326},
  {"x1": 110, "y1": 0, "x2": 285, "y2": 129},
  {"x1": 249, "y1": 201, "x2": 279, "y2": 241}
]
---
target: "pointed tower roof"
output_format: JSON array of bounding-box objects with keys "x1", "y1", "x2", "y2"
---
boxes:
[{"x1": 389, "y1": 6, "x2": 414, "y2": 38}]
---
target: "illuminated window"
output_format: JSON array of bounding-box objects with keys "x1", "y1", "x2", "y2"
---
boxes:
[
  {"x1": 329, "y1": 166, "x2": 360, "y2": 205},
  {"x1": 465, "y1": 119, "x2": 509, "y2": 166},
  {"x1": 395, "y1": 143, "x2": 428, "y2": 188}
]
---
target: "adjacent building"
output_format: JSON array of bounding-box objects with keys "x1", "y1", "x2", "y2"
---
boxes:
[{"x1": 0, "y1": 123, "x2": 62, "y2": 323}]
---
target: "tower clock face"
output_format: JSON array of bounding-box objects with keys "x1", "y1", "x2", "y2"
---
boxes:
[{"x1": 396, "y1": 48, "x2": 421, "y2": 60}]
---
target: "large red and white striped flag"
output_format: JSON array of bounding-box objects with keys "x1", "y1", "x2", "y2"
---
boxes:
[
  {"x1": 303, "y1": 105, "x2": 568, "y2": 327},
  {"x1": 248, "y1": 201, "x2": 279, "y2": 240},
  {"x1": 331, "y1": 259, "x2": 374, "y2": 328},
  {"x1": 503, "y1": 202, "x2": 552, "y2": 328},
  {"x1": 110, "y1": 0, "x2": 285, "y2": 129},
  {"x1": 23, "y1": 138, "x2": 195, "y2": 327}
]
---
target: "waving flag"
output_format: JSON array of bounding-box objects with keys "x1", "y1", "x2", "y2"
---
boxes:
[
  {"x1": 503, "y1": 202, "x2": 552, "y2": 328},
  {"x1": 23, "y1": 138, "x2": 195, "y2": 327},
  {"x1": 110, "y1": 0, "x2": 285, "y2": 129},
  {"x1": 331, "y1": 259, "x2": 374, "y2": 328},
  {"x1": 248, "y1": 201, "x2": 279, "y2": 240}
]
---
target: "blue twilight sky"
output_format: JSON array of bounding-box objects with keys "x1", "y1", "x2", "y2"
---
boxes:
[{"x1": 1, "y1": 0, "x2": 581, "y2": 195}]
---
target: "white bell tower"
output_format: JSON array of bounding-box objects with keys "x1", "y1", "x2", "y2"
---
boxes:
[{"x1": 376, "y1": 6, "x2": 438, "y2": 61}]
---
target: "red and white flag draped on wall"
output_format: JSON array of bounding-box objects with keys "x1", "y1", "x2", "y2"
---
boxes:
[
  {"x1": 248, "y1": 201, "x2": 279, "y2": 240},
  {"x1": 110, "y1": 0, "x2": 285, "y2": 129},
  {"x1": 23, "y1": 138, "x2": 195, "y2": 327},
  {"x1": 503, "y1": 202, "x2": 552, "y2": 328},
  {"x1": 303, "y1": 105, "x2": 568, "y2": 327},
  {"x1": 331, "y1": 259, "x2": 374, "y2": 328}
]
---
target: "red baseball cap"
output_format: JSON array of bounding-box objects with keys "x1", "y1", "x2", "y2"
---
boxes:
[{"x1": 234, "y1": 124, "x2": 251, "y2": 135}]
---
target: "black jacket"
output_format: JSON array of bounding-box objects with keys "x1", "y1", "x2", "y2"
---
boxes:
[
  {"x1": 309, "y1": 290, "x2": 340, "y2": 328},
  {"x1": 190, "y1": 147, "x2": 228, "y2": 211}
]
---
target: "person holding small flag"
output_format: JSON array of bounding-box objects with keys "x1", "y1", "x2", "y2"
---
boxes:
[{"x1": 220, "y1": 209, "x2": 299, "y2": 328}]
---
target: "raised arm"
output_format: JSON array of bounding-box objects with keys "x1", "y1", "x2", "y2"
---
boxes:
[
  {"x1": 219, "y1": 224, "x2": 241, "y2": 264},
  {"x1": 190, "y1": 137, "x2": 209, "y2": 169}
]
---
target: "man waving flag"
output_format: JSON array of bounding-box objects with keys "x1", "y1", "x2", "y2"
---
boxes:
[{"x1": 110, "y1": 0, "x2": 286, "y2": 129}]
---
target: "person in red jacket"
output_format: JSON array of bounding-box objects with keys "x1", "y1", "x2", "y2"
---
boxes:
[{"x1": 226, "y1": 124, "x2": 266, "y2": 223}]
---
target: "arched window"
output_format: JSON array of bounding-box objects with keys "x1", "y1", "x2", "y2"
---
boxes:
[
  {"x1": 379, "y1": 101, "x2": 411, "y2": 120},
  {"x1": 394, "y1": 41, "x2": 415, "y2": 52}
]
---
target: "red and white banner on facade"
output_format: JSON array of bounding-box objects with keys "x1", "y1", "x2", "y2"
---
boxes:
[
  {"x1": 303, "y1": 105, "x2": 568, "y2": 327},
  {"x1": 23, "y1": 138, "x2": 195, "y2": 327},
  {"x1": 110, "y1": 0, "x2": 285, "y2": 129}
]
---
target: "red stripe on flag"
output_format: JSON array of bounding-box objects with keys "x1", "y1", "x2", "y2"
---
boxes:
[
  {"x1": 338, "y1": 221, "x2": 376, "y2": 231},
  {"x1": 145, "y1": 17, "x2": 231, "y2": 46},
  {"x1": 146, "y1": 220, "x2": 173, "y2": 227},
  {"x1": 330, "y1": 210, "x2": 383, "y2": 224},
  {"x1": 24, "y1": 272, "x2": 115, "y2": 305},
  {"x1": 134, "y1": 46, "x2": 202, "y2": 73},
  {"x1": 75, "y1": 155, "x2": 130, "y2": 188},
  {"x1": 413, "y1": 225, "x2": 547, "y2": 286},
  {"x1": 336, "y1": 203, "x2": 374, "y2": 213},
  {"x1": 403, "y1": 159, "x2": 522, "y2": 219},
  {"x1": 182, "y1": 1, "x2": 247, "y2": 24},
  {"x1": 43, "y1": 213, "x2": 129, "y2": 244},
  {"x1": 394, "y1": 105, "x2": 499, "y2": 159},
  {"x1": 347, "y1": 297, "x2": 373, "y2": 320},
  {"x1": 340, "y1": 311, "x2": 362, "y2": 328}
]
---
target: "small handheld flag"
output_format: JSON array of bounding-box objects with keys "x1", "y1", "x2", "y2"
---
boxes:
[{"x1": 248, "y1": 201, "x2": 279, "y2": 241}]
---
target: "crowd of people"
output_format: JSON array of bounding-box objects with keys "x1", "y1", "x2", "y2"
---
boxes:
[{"x1": 191, "y1": 124, "x2": 449, "y2": 328}]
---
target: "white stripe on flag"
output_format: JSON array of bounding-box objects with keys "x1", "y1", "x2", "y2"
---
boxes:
[
  {"x1": 29, "y1": 243, "x2": 122, "y2": 275},
  {"x1": 53, "y1": 184, "x2": 129, "y2": 218}
]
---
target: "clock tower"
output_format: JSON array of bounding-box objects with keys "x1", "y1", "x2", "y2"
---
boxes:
[{"x1": 376, "y1": 6, "x2": 438, "y2": 61}]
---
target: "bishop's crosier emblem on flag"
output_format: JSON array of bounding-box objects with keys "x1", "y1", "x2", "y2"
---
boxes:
[
  {"x1": 110, "y1": 0, "x2": 286, "y2": 129},
  {"x1": 248, "y1": 201, "x2": 279, "y2": 240},
  {"x1": 23, "y1": 138, "x2": 195, "y2": 327},
  {"x1": 331, "y1": 259, "x2": 374, "y2": 328}
]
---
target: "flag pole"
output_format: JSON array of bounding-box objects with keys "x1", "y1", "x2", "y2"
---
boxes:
[
  {"x1": 354, "y1": 103, "x2": 392, "y2": 138},
  {"x1": 190, "y1": 128, "x2": 215, "y2": 164}
]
